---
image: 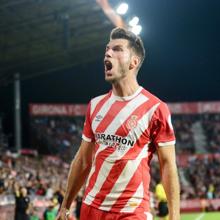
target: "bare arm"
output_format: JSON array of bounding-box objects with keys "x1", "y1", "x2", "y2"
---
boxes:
[
  {"x1": 56, "y1": 140, "x2": 95, "y2": 220},
  {"x1": 96, "y1": 0, "x2": 127, "y2": 28},
  {"x1": 157, "y1": 145, "x2": 180, "y2": 220}
]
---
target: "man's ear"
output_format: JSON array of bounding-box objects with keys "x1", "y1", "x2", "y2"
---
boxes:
[{"x1": 129, "y1": 56, "x2": 140, "y2": 70}]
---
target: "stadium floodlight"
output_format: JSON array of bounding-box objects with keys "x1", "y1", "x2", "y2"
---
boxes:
[
  {"x1": 131, "y1": 25, "x2": 142, "y2": 35},
  {"x1": 116, "y1": 3, "x2": 129, "y2": 15},
  {"x1": 129, "y1": 16, "x2": 139, "y2": 27}
]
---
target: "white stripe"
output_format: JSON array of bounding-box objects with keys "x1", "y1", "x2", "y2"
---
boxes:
[
  {"x1": 94, "y1": 94, "x2": 149, "y2": 160},
  {"x1": 100, "y1": 146, "x2": 148, "y2": 211},
  {"x1": 84, "y1": 94, "x2": 148, "y2": 205},
  {"x1": 85, "y1": 92, "x2": 113, "y2": 188},
  {"x1": 195, "y1": 213, "x2": 205, "y2": 220},
  {"x1": 82, "y1": 134, "x2": 92, "y2": 142},
  {"x1": 92, "y1": 93, "x2": 149, "y2": 156},
  {"x1": 91, "y1": 95, "x2": 115, "y2": 132},
  {"x1": 119, "y1": 182, "x2": 144, "y2": 212},
  {"x1": 158, "y1": 140, "x2": 176, "y2": 147},
  {"x1": 168, "y1": 115, "x2": 174, "y2": 130},
  {"x1": 85, "y1": 143, "x2": 113, "y2": 189},
  {"x1": 105, "y1": 93, "x2": 148, "y2": 134},
  {"x1": 84, "y1": 157, "x2": 113, "y2": 205},
  {"x1": 127, "y1": 103, "x2": 160, "y2": 142},
  {"x1": 90, "y1": 94, "x2": 107, "y2": 115},
  {"x1": 144, "y1": 212, "x2": 153, "y2": 220},
  {"x1": 84, "y1": 102, "x2": 160, "y2": 206}
]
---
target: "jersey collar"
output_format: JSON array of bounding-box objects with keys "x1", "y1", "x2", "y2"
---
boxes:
[{"x1": 111, "y1": 86, "x2": 143, "y2": 101}]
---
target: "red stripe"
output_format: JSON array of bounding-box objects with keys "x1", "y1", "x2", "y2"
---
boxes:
[
  {"x1": 85, "y1": 94, "x2": 150, "y2": 199},
  {"x1": 91, "y1": 128, "x2": 148, "y2": 207},
  {"x1": 133, "y1": 146, "x2": 155, "y2": 213},
  {"x1": 95, "y1": 100, "x2": 129, "y2": 133},
  {"x1": 134, "y1": 155, "x2": 152, "y2": 213},
  {"x1": 92, "y1": 158, "x2": 128, "y2": 206},
  {"x1": 91, "y1": 98, "x2": 159, "y2": 208},
  {"x1": 86, "y1": 90, "x2": 160, "y2": 210},
  {"x1": 110, "y1": 94, "x2": 158, "y2": 139},
  {"x1": 84, "y1": 94, "x2": 114, "y2": 198},
  {"x1": 110, "y1": 164, "x2": 144, "y2": 212},
  {"x1": 141, "y1": 89, "x2": 160, "y2": 103},
  {"x1": 83, "y1": 147, "x2": 115, "y2": 199},
  {"x1": 89, "y1": 100, "x2": 155, "y2": 204},
  {"x1": 111, "y1": 155, "x2": 152, "y2": 212}
]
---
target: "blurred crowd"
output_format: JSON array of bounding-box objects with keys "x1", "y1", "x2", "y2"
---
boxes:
[
  {"x1": 173, "y1": 114, "x2": 196, "y2": 154},
  {"x1": 30, "y1": 116, "x2": 84, "y2": 160},
  {"x1": 182, "y1": 156, "x2": 220, "y2": 200},
  {"x1": 202, "y1": 114, "x2": 220, "y2": 153},
  {"x1": 1, "y1": 152, "x2": 220, "y2": 219},
  {"x1": 150, "y1": 155, "x2": 220, "y2": 201},
  {"x1": 1, "y1": 111, "x2": 220, "y2": 169},
  {"x1": 0, "y1": 155, "x2": 68, "y2": 220},
  {"x1": 0, "y1": 155, "x2": 81, "y2": 220},
  {"x1": 173, "y1": 113, "x2": 220, "y2": 154},
  {"x1": 29, "y1": 113, "x2": 220, "y2": 156}
]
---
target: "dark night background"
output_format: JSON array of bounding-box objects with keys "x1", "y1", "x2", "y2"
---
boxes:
[{"x1": 0, "y1": 0, "x2": 220, "y2": 149}]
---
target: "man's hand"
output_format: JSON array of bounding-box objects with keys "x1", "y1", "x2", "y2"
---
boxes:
[{"x1": 55, "y1": 208, "x2": 70, "y2": 220}]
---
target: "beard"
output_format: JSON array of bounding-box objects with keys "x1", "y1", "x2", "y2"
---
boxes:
[{"x1": 105, "y1": 63, "x2": 128, "y2": 84}]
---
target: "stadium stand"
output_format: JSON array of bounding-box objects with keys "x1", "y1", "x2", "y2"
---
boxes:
[{"x1": 30, "y1": 116, "x2": 83, "y2": 159}]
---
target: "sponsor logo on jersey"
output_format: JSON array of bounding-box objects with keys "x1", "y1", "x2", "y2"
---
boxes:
[{"x1": 95, "y1": 133, "x2": 135, "y2": 150}]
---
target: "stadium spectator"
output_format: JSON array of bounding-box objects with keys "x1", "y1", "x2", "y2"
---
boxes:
[
  {"x1": 155, "y1": 182, "x2": 169, "y2": 220},
  {"x1": 43, "y1": 197, "x2": 59, "y2": 220},
  {"x1": 14, "y1": 186, "x2": 31, "y2": 220}
]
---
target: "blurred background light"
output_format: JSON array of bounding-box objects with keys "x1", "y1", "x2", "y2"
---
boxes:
[
  {"x1": 131, "y1": 25, "x2": 142, "y2": 35},
  {"x1": 129, "y1": 16, "x2": 139, "y2": 27},
  {"x1": 116, "y1": 3, "x2": 129, "y2": 15}
]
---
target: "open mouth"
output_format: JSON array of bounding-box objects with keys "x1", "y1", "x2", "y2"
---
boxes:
[{"x1": 104, "y1": 60, "x2": 113, "y2": 72}]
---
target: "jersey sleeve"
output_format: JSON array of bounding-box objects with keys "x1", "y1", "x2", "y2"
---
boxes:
[
  {"x1": 150, "y1": 102, "x2": 176, "y2": 147},
  {"x1": 82, "y1": 101, "x2": 95, "y2": 142}
]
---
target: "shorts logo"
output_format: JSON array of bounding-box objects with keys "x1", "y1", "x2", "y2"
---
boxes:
[{"x1": 126, "y1": 115, "x2": 138, "y2": 130}]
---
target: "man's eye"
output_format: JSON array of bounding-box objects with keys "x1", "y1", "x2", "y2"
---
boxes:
[{"x1": 114, "y1": 47, "x2": 123, "y2": 51}]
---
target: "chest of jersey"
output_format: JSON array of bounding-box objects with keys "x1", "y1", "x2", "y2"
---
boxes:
[{"x1": 92, "y1": 103, "x2": 152, "y2": 160}]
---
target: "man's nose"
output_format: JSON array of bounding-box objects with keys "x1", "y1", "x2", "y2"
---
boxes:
[{"x1": 105, "y1": 49, "x2": 112, "y2": 58}]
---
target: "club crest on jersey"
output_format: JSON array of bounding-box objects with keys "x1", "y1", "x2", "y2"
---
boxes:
[{"x1": 126, "y1": 115, "x2": 138, "y2": 130}]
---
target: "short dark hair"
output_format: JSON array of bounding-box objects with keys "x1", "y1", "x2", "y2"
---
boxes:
[{"x1": 110, "y1": 27, "x2": 145, "y2": 69}]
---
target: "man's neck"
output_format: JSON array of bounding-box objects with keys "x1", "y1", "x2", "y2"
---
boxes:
[{"x1": 112, "y1": 80, "x2": 140, "y2": 97}]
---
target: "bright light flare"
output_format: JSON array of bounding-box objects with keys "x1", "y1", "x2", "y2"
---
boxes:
[
  {"x1": 129, "y1": 16, "x2": 139, "y2": 27},
  {"x1": 116, "y1": 3, "x2": 129, "y2": 15},
  {"x1": 131, "y1": 25, "x2": 142, "y2": 35}
]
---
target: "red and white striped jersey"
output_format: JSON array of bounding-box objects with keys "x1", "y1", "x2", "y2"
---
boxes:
[{"x1": 82, "y1": 86, "x2": 175, "y2": 213}]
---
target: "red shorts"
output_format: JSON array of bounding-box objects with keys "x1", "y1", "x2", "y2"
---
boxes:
[{"x1": 80, "y1": 203, "x2": 153, "y2": 220}]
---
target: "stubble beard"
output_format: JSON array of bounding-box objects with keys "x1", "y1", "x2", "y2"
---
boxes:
[{"x1": 105, "y1": 64, "x2": 128, "y2": 85}]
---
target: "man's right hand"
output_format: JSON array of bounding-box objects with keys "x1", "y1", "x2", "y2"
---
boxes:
[{"x1": 56, "y1": 208, "x2": 70, "y2": 220}]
